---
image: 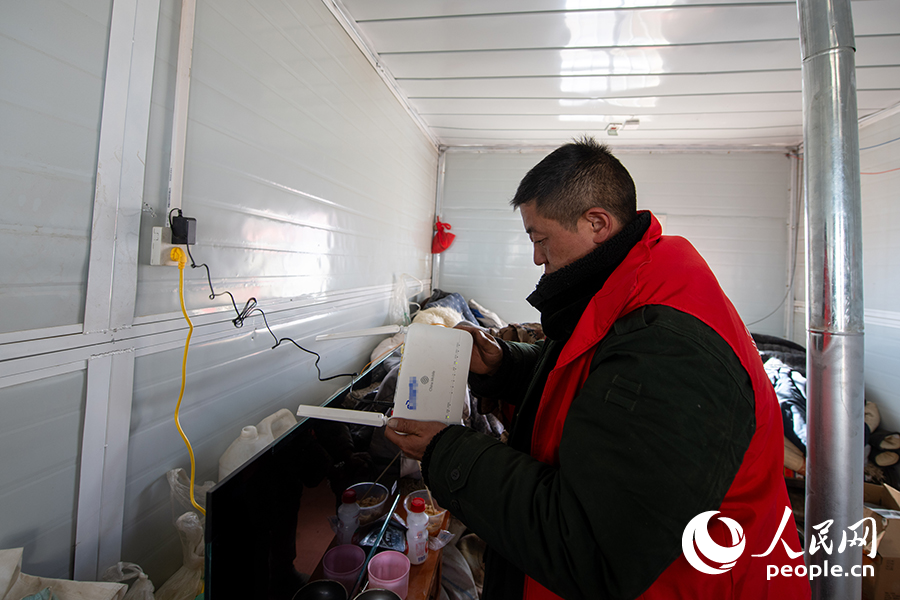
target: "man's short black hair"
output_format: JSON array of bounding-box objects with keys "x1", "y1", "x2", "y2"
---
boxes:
[{"x1": 510, "y1": 136, "x2": 637, "y2": 229}]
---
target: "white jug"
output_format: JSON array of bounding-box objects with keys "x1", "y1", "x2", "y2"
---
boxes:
[
  {"x1": 257, "y1": 408, "x2": 297, "y2": 441},
  {"x1": 217, "y1": 425, "x2": 273, "y2": 481}
]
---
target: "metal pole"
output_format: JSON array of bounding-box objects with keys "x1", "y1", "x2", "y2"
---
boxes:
[{"x1": 796, "y1": 0, "x2": 865, "y2": 598}]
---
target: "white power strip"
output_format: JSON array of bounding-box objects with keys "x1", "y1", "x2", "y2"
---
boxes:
[{"x1": 150, "y1": 226, "x2": 185, "y2": 266}]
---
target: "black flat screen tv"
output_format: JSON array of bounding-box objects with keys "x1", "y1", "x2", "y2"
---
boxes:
[{"x1": 204, "y1": 349, "x2": 399, "y2": 600}]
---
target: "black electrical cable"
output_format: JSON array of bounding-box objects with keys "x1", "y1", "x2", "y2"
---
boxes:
[
  {"x1": 174, "y1": 227, "x2": 356, "y2": 382},
  {"x1": 184, "y1": 244, "x2": 247, "y2": 327},
  {"x1": 746, "y1": 155, "x2": 802, "y2": 329},
  {"x1": 746, "y1": 239, "x2": 798, "y2": 328},
  {"x1": 243, "y1": 304, "x2": 357, "y2": 382}
]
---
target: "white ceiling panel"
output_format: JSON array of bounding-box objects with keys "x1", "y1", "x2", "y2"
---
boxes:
[
  {"x1": 411, "y1": 95, "x2": 805, "y2": 115},
  {"x1": 340, "y1": 0, "x2": 798, "y2": 22},
  {"x1": 857, "y1": 66, "x2": 900, "y2": 89},
  {"x1": 385, "y1": 41, "x2": 801, "y2": 79},
  {"x1": 384, "y1": 35, "x2": 900, "y2": 79},
  {"x1": 398, "y1": 70, "x2": 808, "y2": 99},
  {"x1": 425, "y1": 111, "x2": 804, "y2": 131},
  {"x1": 354, "y1": 6, "x2": 802, "y2": 53},
  {"x1": 399, "y1": 66, "x2": 898, "y2": 99},
  {"x1": 856, "y1": 35, "x2": 900, "y2": 65},
  {"x1": 332, "y1": 0, "x2": 900, "y2": 147},
  {"x1": 413, "y1": 91, "x2": 900, "y2": 115},
  {"x1": 851, "y1": 0, "x2": 900, "y2": 35},
  {"x1": 431, "y1": 126, "x2": 804, "y2": 145}
]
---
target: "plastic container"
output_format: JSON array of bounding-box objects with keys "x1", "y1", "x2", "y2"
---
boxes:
[
  {"x1": 337, "y1": 490, "x2": 360, "y2": 545},
  {"x1": 257, "y1": 407, "x2": 297, "y2": 441},
  {"x1": 218, "y1": 425, "x2": 273, "y2": 481},
  {"x1": 405, "y1": 497, "x2": 429, "y2": 565},
  {"x1": 323, "y1": 544, "x2": 366, "y2": 595},
  {"x1": 346, "y1": 483, "x2": 389, "y2": 525},
  {"x1": 367, "y1": 551, "x2": 410, "y2": 600},
  {"x1": 403, "y1": 490, "x2": 446, "y2": 536}
]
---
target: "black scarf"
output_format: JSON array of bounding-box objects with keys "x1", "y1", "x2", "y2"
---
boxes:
[{"x1": 527, "y1": 211, "x2": 651, "y2": 341}]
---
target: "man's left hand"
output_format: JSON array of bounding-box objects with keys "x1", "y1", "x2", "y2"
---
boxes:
[{"x1": 385, "y1": 418, "x2": 448, "y2": 461}]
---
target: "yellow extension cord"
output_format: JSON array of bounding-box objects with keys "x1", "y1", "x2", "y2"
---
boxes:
[{"x1": 171, "y1": 247, "x2": 205, "y2": 516}]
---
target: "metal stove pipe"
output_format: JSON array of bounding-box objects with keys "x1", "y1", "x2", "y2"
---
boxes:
[{"x1": 796, "y1": 0, "x2": 865, "y2": 598}]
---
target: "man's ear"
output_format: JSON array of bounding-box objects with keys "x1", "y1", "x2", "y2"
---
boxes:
[{"x1": 583, "y1": 207, "x2": 621, "y2": 244}]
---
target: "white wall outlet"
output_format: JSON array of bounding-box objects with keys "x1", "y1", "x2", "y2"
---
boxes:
[{"x1": 150, "y1": 226, "x2": 185, "y2": 266}]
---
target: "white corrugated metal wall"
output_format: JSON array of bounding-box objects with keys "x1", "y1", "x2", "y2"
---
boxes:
[
  {"x1": 436, "y1": 151, "x2": 544, "y2": 324},
  {"x1": 0, "y1": 0, "x2": 107, "y2": 334},
  {"x1": 437, "y1": 148, "x2": 796, "y2": 337},
  {"x1": 855, "y1": 108, "x2": 900, "y2": 430},
  {"x1": 0, "y1": 0, "x2": 437, "y2": 585},
  {"x1": 0, "y1": 0, "x2": 113, "y2": 580}
]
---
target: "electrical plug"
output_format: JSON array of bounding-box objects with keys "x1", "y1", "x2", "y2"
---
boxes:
[{"x1": 170, "y1": 247, "x2": 188, "y2": 268}]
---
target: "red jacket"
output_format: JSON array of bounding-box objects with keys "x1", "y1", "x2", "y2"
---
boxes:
[{"x1": 524, "y1": 213, "x2": 810, "y2": 599}]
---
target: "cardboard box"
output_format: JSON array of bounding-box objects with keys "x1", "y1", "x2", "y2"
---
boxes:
[
  {"x1": 865, "y1": 482, "x2": 900, "y2": 511},
  {"x1": 862, "y1": 483, "x2": 900, "y2": 600}
]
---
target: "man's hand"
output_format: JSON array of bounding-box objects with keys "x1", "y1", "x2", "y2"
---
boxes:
[
  {"x1": 384, "y1": 418, "x2": 448, "y2": 461},
  {"x1": 454, "y1": 323, "x2": 503, "y2": 376}
]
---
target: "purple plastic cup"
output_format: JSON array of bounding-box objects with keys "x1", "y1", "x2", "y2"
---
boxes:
[{"x1": 323, "y1": 544, "x2": 366, "y2": 595}]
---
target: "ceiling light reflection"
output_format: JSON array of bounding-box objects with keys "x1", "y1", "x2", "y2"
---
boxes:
[
  {"x1": 560, "y1": 1, "x2": 667, "y2": 96},
  {"x1": 561, "y1": 74, "x2": 661, "y2": 95},
  {"x1": 564, "y1": 0, "x2": 678, "y2": 9},
  {"x1": 558, "y1": 114, "x2": 628, "y2": 122},
  {"x1": 559, "y1": 98, "x2": 659, "y2": 108}
]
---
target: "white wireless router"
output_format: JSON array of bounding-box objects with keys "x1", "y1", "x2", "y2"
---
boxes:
[{"x1": 296, "y1": 323, "x2": 473, "y2": 427}]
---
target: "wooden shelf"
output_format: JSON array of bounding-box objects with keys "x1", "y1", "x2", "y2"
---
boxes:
[{"x1": 308, "y1": 496, "x2": 449, "y2": 600}]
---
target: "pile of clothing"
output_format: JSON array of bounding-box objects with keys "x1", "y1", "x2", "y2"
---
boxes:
[
  {"x1": 752, "y1": 333, "x2": 890, "y2": 484},
  {"x1": 753, "y1": 334, "x2": 809, "y2": 475}
]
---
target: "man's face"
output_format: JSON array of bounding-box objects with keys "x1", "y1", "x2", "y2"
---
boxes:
[{"x1": 520, "y1": 202, "x2": 600, "y2": 274}]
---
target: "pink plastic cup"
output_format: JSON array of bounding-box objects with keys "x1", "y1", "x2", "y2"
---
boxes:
[
  {"x1": 366, "y1": 551, "x2": 410, "y2": 600},
  {"x1": 323, "y1": 544, "x2": 366, "y2": 595}
]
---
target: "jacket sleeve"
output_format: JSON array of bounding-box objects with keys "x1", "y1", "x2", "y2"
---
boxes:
[
  {"x1": 467, "y1": 339, "x2": 546, "y2": 405},
  {"x1": 425, "y1": 307, "x2": 757, "y2": 600}
]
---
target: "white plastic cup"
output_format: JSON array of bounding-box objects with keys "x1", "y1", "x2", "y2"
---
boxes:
[
  {"x1": 323, "y1": 544, "x2": 366, "y2": 595},
  {"x1": 366, "y1": 551, "x2": 410, "y2": 600}
]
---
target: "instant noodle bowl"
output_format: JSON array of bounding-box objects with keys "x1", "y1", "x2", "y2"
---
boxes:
[{"x1": 346, "y1": 482, "x2": 388, "y2": 525}]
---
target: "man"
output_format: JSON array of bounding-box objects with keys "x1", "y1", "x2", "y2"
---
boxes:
[{"x1": 385, "y1": 138, "x2": 809, "y2": 600}]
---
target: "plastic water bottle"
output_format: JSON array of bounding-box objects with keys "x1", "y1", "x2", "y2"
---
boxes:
[
  {"x1": 406, "y1": 497, "x2": 429, "y2": 565},
  {"x1": 337, "y1": 490, "x2": 360, "y2": 545}
]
